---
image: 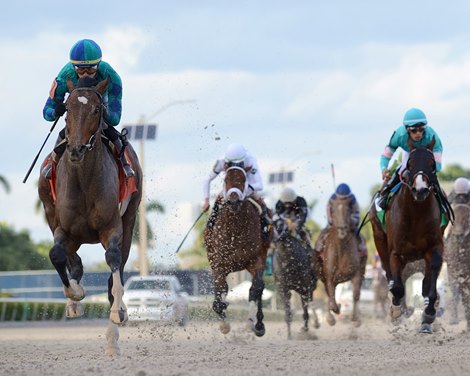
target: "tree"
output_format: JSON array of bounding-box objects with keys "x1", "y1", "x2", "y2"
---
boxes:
[
  {"x1": 177, "y1": 212, "x2": 210, "y2": 270},
  {"x1": 0, "y1": 223, "x2": 52, "y2": 271},
  {"x1": 132, "y1": 199, "x2": 165, "y2": 247},
  {"x1": 0, "y1": 175, "x2": 10, "y2": 194},
  {"x1": 438, "y1": 163, "x2": 470, "y2": 182}
]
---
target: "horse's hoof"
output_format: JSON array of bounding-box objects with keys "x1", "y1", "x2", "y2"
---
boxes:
[
  {"x1": 419, "y1": 323, "x2": 433, "y2": 334},
  {"x1": 253, "y1": 322, "x2": 265, "y2": 337},
  {"x1": 436, "y1": 307, "x2": 445, "y2": 318},
  {"x1": 404, "y1": 307, "x2": 415, "y2": 318},
  {"x1": 326, "y1": 314, "x2": 336, "y2": 326},
  {"x1": 219, "y1": 321, "x2": 231, "y2": 334},
  {"x1": 422, "y1": 311, "x2": 436, "y2": 325},
  {"x1": 105, "y1": 346, "x2": 121, "y2": 357},
  {"x1": 66, "y1": 301, "x2": 84, "y2": 318},
  {"x1": 110, "y1": 308, "x2": 128, "y2": 325},
  {"x1": 390, "y1": 304, "x2": 402, "y2": 320},
  {"x1": 313, "y1": 321, "x2": 320, "y2": 329},
  {"x1": 352, "y1": 319, "x2": 361, "y2": 328}
]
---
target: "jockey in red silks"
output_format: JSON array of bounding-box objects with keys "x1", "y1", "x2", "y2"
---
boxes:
[
  {"x1": 42, "y1": 39, "x2": 134, "y2": 179},
  {"x1": 202, "y1": 143, "x2": 271, "y2": 238}
]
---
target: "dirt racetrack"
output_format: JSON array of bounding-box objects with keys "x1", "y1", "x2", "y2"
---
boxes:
[{"x1": 1, "y1": 315, "x2": 470, "y2": 376}]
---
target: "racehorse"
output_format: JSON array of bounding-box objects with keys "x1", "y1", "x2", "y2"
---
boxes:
[
  {"x1": 445, "y1": 198, "x2": 470, "y2": 329},
  {"x1": 204, "y1": 165, "x2": 273, "y2": 336},
  {"x1": 370, "y1": 137, "x2": 449, "y2": 333},
  {"x1": 272, "y1": 215, "x2": 319, "y2": 339},
  {"x1": 38, "y1": 78, "x2": 142, "y2": 355},
  {"x1": 313, "y1": 195, "x2": 367, "y2": 326}
]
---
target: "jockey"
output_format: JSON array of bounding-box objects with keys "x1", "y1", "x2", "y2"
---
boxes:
[
  {"x1": 448, "y1": 177, "x2": 470, "y2": 205},
  {"x1": 273, "y1": 187, "x2": 312, "y2": 250},
  {"x1": 315, "y1": 183, "x2": 366, "y2": 256},
  {"x1": 42, "y1": 39, "x2": 135, "y2": 179},
  {"x1": 202, "y1": 143, "x2": 271, "y2": 238},
  {"x1": 377, "y1": 108, "x2": 443, "y2": 209}
]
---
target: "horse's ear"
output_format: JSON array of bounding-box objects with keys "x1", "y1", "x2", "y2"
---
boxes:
[
  {"x1": 96, "y1": 77, "x2": 110, "y2": 95},
  {"x1": 407, "y1": 136, "x2": 415, "y2": 151},
  {"x1": 245, "y1": 165, "x2": 252, "y2": 173},
  {"x1": 427, "y1": 136, "x2": 436, "y2": 150},
  {"x1": 66, "y1": 79, "x2": 75, "y2": 92}
]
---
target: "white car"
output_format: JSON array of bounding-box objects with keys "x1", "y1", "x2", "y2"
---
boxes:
[{"x1": 123, "y1": 275, "x2": 189, "y2": 325}]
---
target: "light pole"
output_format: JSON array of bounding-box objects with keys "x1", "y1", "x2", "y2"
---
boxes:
[{"x1": 125, "y1": 100, "x2": 196, "y2": 276}]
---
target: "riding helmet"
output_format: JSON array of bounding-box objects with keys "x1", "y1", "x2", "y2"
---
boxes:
[
  {"x1": 224, "y1": 143, "x2": 247, "y2": 163},
  {"x1": 335, "y1": 183, "x2": 352, "y2": 197},
  {"x1": 453, "y1": 177, "x2": 470, "y2": 195},
  {"x1": 280, "y1": 187, "x2": 296, "y2": 203},
  {"x1": 403, "y1": 108, "x2": 428, "y2": 127},
  {"x1": 70, "y1": 39, "x2": 102, "y2": 67}
]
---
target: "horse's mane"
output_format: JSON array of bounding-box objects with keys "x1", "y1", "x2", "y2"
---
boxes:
[{"x1": 76, "y1": 76, "x2": 99, "y2": 88}]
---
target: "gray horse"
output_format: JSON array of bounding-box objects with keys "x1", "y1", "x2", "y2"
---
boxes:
[
  {"x1": 272, "y1": 215, "x2": 319, "y2": 339},
  {"x1": 445, "y1": 201, "x2": 470, "y2": 329}
]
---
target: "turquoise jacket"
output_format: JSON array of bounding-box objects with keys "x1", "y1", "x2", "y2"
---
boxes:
[
  {"x1": 43, "y1": 61, "x2": 122, "y2": 126},
  {"x1": 380, "y1": 125, "x2": 443, "y2": 172}
]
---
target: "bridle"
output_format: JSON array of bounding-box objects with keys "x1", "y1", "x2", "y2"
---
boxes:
[
  {"x1": 64, "y1": 86, "x2": 105, "y2": 152},
  {"x1": 400, "y1": 148, "x2": 437, "y2": 194},
  {"x1": 223, "y1": 165, "x2": 249, "y2": 201}
]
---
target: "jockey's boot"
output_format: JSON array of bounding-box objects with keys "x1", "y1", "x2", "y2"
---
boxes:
[
  {"x1": 260, "y1": 205, "x2": 272, "y2": 240},
  {"x1": 377, "y1": 171, "x2": 401, "y2": 210},
  {"x1": 207, "y1": 196, "x2": 223, "y2": 230},
  {"x1": 113, "y1": 138, "x2": 135, "y2": 178},
  {"x1": 42, "y1": 130, "x2": 67, "y2": 180}
]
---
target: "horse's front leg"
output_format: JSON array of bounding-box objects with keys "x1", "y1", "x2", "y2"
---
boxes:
[
  {"x1": 389, "y1": 251, "x2": 405, "y2": 322},
  {"x1": 420, "y1": 249, "x2": 443, "y2": 333},
  {"x1": 212, "y1": 271, "x2": 230, "y2": 334},
  {"x1": 65, "y1": 253, "x2": 86, "y2": 318},
  {"x1": 350, "y1": 273, "x2": 362, "y2": 327},
  {"x1": 323, "y1": 278, "x2": 338, "y2": 326},
  {"x1": 49, "y1": 229, "x2": 84, "y2": 317},
  {"x1": 278, "y1": 287, "x2": 292, "y2": 339},
  {"x1": 102, "y1": 230, "x2": 127, "y2": 326},
  {"x1": 300, "y1": 295, "x2": 310, "y2": 333},
  {"x1": 248, "y1": 269, "x2": 266, "y2": 337}
]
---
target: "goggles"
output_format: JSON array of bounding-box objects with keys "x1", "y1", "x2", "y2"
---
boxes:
[
  {"x1": 407, "y1": 125, "x2": 427, "y2": 134},
  {"x1": 74, "y1": 65, "x2": 98, "y2": 75}
]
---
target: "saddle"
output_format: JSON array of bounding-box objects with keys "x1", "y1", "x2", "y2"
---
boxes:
[
  {"x1": 43, "y1": 138, "x2": 137, "y2": 211},
  {"x1": 376, "y1": 182, "x2": 452, "y2": 231}
]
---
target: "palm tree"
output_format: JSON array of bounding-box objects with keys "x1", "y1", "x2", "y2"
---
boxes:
[
  {"x1": 0, "y1": 175, "x2": 10, "y2": 194},
  {"x1": 132, "y1": 200, "x2": 165, "y2": 247}
]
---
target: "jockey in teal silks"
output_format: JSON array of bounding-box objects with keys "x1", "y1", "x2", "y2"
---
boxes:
[
  {"x1": 376, "y1": 108, "x2": 443, "y2": 210},
  {"x1": 42, "y1": 39, "x2": 135, "y2": 179}
]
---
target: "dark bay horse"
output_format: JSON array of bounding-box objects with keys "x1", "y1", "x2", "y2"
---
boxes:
[
  {"x1": 445, "y1": 198, "x2": 470, "y2": 329},
  {"x1": 204, "y1": 165, "x2": 273, "y2": 336},
  {"x1": 273, "y1": 215, "x2": 319, "y2": 339},
  {"x1": 370, "y1": 137, "x2": 448, "y2": 333},
  {"x1": 38, "y1": 78, "x2": 142, "y2": 355},
  {"x1": 313, "y1": 195, "x2": 367, "y2": 326}
]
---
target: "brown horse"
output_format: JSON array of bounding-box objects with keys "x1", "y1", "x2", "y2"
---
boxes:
[
  {"x1": 370, "y1": 137, "x2": 447, "y2": 333},
  {"x1": 445, "y1": 198, "x2": 470, "y2": 329},
  {"x1": 204, "y1": 165, "x2": 273, "y2": 336},
  {"x1": 38, "y1": 78, "x2": 142, "y2": 355},
  {"x1": 272, "y1": 215, "x2": 319, "y2": 339},
  {"x1": 313, "y1": 195, "x2": 367, "y2": 326}
]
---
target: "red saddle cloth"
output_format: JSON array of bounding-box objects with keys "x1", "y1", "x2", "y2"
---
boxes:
[{"x1": 42, "y1": 150, "x2": 137, "y2": 206}]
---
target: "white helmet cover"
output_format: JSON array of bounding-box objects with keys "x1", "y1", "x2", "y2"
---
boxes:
[
  {"x1": 453, "y1": 177, "x2": 470, "y2": 195},
  {"x1": 224, "y1": 143, "x2": 247, "y2": 163},
  {"x1": 280, "y1": 187, "x2": 296, "y2": 203}
]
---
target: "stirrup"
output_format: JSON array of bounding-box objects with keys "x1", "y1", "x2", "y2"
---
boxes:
[
  {"x1": 42, "y1": 161, "x2": 53, "y2": 180},
  {"x1": 123, "y1": 164, "x2": 135, "y2": 178}
]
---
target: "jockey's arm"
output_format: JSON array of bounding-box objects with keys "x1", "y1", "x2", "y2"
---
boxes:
[
  {"x1": 380, "y1": 131, "x2": 399, "y2": 179},
  {"x1": 100, "y1": 63, "x2": 123, "y2": 126},
  {"x1": 43, "y1": 69, "x2": 70, "y2": 122},
  {"x1": 245, "y1": 155, "x2": 264, "y2": 192},
  {"x1": 296, "y1": 197, "x2": 309, "y2": 228},
  {"x1": 202, "y1": 159, "x2": 224, "y2": 203}
]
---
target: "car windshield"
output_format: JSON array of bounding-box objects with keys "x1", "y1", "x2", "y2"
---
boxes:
[{"x1": 127, "y1": 280, "x2": 171, "y2": 291}]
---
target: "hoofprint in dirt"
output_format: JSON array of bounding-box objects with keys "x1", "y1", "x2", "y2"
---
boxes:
[{"x1": 1, "y1": 317, "x2": 470, "y2": 376}]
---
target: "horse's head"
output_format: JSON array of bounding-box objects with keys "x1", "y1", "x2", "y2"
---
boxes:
[
  {"x1": 402, "y1": 137, "x2": 437, "y2": 202},
  {"x1": 330, "y1": 196, "x2": 352, "y2": 239},
  {"x1": 451, "y1": 203, "x2": 470, "y2": 238},
  {"x1": 223, "y1": 164, "x2": 250, "y2": 207},
  {"x1": 64, "y1": 77, "x2": 109, "y2": 162}
]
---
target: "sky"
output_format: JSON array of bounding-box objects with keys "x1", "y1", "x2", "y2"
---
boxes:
[{"x1": 2, "y1": 1, "x2": 470, "y2": 269}]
